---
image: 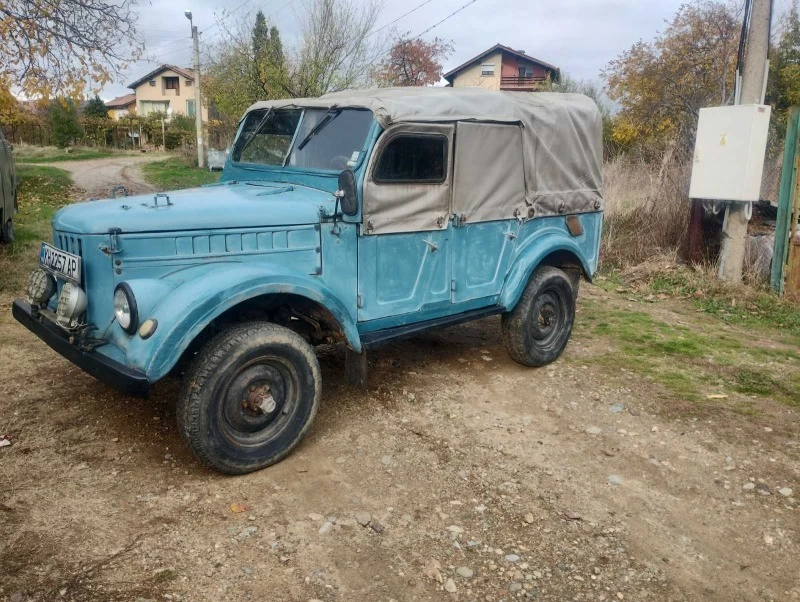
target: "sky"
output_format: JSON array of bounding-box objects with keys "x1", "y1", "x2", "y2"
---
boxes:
[{"x1": 102, "y1": 0, "x2": 693, "y2": 101}]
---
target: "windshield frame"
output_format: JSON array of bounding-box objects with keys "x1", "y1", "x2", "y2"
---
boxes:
[{"x1": 230, "y1": 107, "x2": 375, "y2": 176}]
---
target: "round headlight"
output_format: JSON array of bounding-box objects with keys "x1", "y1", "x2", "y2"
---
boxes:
[
  {"x1": 27, "y1": 269, "x2": 57, "y2": 305},
  {"x1": 56, "y1": 282, "x2": 88, "y2": 326},
  {"x1": 114, "y1": 283, "x2": 138, "y2": 334}
]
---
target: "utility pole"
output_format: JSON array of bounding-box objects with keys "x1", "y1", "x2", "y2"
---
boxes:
[
  {"x1": 185, "y1": 10, "x2": 205, "y2": 168},
  {"x1": 718, "y1": 0, "x2": 772, "y2": 282}
]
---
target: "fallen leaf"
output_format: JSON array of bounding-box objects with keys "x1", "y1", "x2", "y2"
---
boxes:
[{"x1": 230, "y1": 503, "x2": 252, "y2": 513}]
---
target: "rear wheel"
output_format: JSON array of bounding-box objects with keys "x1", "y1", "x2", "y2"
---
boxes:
[
  {"x1": 177, "y1": 322, "x2": 321, "y2": 474},
  {"x1": 501, "y1": 266, "x2": 577, "y2": 367}
]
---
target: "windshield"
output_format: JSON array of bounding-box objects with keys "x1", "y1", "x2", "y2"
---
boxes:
[{"x1": 232, "y1": 108, "x2": 373, "y2": 171}]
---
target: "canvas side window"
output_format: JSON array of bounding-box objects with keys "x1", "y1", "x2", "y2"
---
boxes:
[{"x1": 373, "y1": 135, "x2": 447, "y2": 184}]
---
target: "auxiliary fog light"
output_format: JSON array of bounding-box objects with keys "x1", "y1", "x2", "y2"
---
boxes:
[
  {"x1": 56, "y1": 282, "x2": 88, "y2": 327},
  {"x1": 26, "y1": 269, "x2": 57, "y2": 305}
]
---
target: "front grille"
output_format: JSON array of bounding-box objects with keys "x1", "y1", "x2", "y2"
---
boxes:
[{"x1": 55, "y1": 232, "x2": 83, "y2": 258}]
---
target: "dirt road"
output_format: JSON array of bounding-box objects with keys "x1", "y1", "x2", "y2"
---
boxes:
[
  {"x1": 1, "y1": 157, "x2": 798, "y2": 601},
  {"x1": 30, "y1": 154, "x2": 166, "y2": 199}
]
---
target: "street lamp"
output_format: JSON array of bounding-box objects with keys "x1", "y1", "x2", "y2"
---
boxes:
[{"x1": 184, "y1": 9, "x2": 205, "y2": 167}]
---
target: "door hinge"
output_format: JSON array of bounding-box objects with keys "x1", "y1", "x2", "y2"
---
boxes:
[
  {"x1": 450, "y1": 279, "x2": 457, "y2": 292},
  {"x1": 357, "y1": 294, "x2": 363, "y2": 309}
]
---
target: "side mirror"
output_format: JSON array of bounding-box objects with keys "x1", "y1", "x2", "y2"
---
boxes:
[{"x1": 337, "y1": 169, "x2": 358, "y2": 216}]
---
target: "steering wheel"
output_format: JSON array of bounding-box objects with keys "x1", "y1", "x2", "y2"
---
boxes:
[{"x1": 329, "y1": 155, "x2": 351, "y2": 170}]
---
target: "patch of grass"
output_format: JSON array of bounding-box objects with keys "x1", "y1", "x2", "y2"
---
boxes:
[
  {"x1": 610, "y1": 262, "x2": 800, "y2": 345},
  {"x1": 0, "y1": 165, "x2": 74, "y2": 295},
  {"x1": 14, "y1": 145, "x2": 134, "y2": 163},
  {"x1": 573, "y1": 294, "x2": 800, "y2": 412},
  {"x1": 142, "y1": 157, "x2": 220, "y2": 191}
]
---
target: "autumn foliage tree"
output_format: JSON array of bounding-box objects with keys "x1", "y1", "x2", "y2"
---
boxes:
[
  {"x1": 0, "y1": 0, "x2": 142, "y2": 99},
  {"x1": 373, "y1": 36, "x2": 454, "y2": 87},
  {"x1": 603, "y1": 1, "x2": 741, "y2": 150},
  {"x1": 767, "y1": 0, "x2": 800, "y2": 135}
]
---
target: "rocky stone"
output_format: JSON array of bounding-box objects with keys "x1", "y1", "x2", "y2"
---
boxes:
[
  {"x1": 756, "y1": 483, "x2": 770, "y2": 495},
  {"x1": 743, "y1": 482, "x2": 756, "y2": 491},
  {"x1": 444, "y1": 578, "x2": 457, "y2": 593},
  {"x1": 370, "y1": 521, "x2": 385, "y2": 534},
  {"x1": 563, "y1": 509, "x2": 581, "y2": 521},
  {"x1": 318, "y1": 521, "x2": 334, "y2": 535},
  {"x1": 381, "y1": 455, "x2": 392, "y2": 466},
  {"x1": 508, "y1": 582, "x2": 523, "y2": 592},
  {"x1": 778, "y1": 487, "x2": 793, "y2": 497},
  {"x1": 237, "y1": 526, "x2": 257, "y2": 541},
  {"x1": 456, "y1": 566, "x2": 474, "y2": 578},
  {"x1": 610, "y1": 403, "x2": 625, "y2": 414},
  {"x1": 446, "y1": 525, "x2": 464, "y2": 534},
  {"x1": 585, "y1": 426, "x2": 602, "y2": 435},
  {"x1": 308, "y1": 513, "x2": 324, "y2": 521},
  {"x1": 424, "y1": 559, "x2": 443, "y2": 583},
  {"x1": 241, "y1": 566, "x2": 253, "y2": 575},
  {"x1": 524, "y1": 512, "x2": 535, "y2": 524},
  {"x1": 505, "y1": 554, "x2": 521, "y2": 563},
  {"x1": 354, "y1": 511, "x2": 371, "y2": 526},
  {"x1": 607, "y1": 475, "x2": 623, "y2": 486}
]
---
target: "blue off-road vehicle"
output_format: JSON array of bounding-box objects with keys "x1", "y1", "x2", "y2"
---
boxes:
[{"x1": 14, "y1": 88, "x2": 603, "y2": 474}]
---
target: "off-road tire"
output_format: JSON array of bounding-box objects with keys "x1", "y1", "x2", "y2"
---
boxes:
[
  {"x1": 177, "y1": 321, "x2": 321, "y2": 475},
  {"x1": 0, "y1": 217, "x2": 11, "y2": 244},
  {"x1": 501, "y1": 266, "x2": 577, "y2": 367}
]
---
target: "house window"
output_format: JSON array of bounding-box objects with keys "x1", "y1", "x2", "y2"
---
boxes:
[
  {"x1": 149, "y1": 80, "x2": 156, "y2": 86},
  {"x1": 374, "y1": 134, "x2": 447, "y2": 183},
  {"x1": 481, "y1": 63, "x2": 495, "y2": 76},
  {"x1": 519, "y1": 66, "x2": 534, "y2": 78},
  {"x1": 187, "y1": 99, "x2": 195, "y2": 117},
  {"x1": 164, "y1": 77, "x2": 179, "y2": 90}
]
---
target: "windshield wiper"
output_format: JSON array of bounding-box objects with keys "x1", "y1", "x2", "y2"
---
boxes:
[
  {"x1": 295, "y1": 108, "x2": 341, "y2": 152},
  {"x1": 237, "y1": 107, "x2": 274, "y2": 158}
]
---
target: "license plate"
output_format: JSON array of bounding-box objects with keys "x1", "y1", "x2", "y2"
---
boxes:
[{"x1": 40, "y1": 242, "x2": 82, "y2": 283}]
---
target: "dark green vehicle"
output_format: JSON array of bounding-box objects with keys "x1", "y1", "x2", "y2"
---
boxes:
[{"x1": 0, "y1": 128, "x2": 17, "y2": 243}]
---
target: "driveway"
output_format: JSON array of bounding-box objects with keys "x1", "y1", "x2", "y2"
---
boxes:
[{"x1": 30, "y1": 154, "x2": 166, "y2": 199}]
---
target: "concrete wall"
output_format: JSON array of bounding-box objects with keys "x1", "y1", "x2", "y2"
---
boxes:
[
  {"x1": 133, "y1": 68, "x2": 208, "y2": 121},
  {"x1": 451, "y1": 51, "x2": 503, "y2": 89}
]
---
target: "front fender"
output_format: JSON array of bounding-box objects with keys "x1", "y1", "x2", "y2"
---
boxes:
[
  {"x1": 499, "y1": 225, "x2": 596, "y2": 311},
  {"x1": 122, "y1": 263, "x2": 360, "y2": 382}
]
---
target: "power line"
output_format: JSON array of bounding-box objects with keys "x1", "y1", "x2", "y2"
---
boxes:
[
  {"x1": 371, "y1": 0, "x2": 436, "y2": 36},
  {"x1": 412, "y1": 0, "x2": 482, "y2": 38},
  {"x1": 202, "y1": 0, "x2": 257, "y2": 36}
]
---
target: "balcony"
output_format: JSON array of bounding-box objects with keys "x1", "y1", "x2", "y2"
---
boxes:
[{"x1": 500, "y1": 75, "x2": 546, "y2": 90}]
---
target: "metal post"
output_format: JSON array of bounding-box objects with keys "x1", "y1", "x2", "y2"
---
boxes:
[
  {"x1": 192, "y1": 25, "x2": 205, "y2": 168},
  {"x1": 718, "y1": 0, "x2": 772, "y2": 282}
]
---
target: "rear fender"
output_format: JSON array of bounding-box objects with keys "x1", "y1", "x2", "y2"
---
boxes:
[
  {"x1": 120, "y1": 263, "x2": 360, "y2": 382},
  {"x1": 500, "y1": 227, "x2": 594, "y2": 311}
]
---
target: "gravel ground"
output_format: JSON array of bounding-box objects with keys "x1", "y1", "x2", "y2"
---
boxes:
[{"x1": 1, "y1": 283, "x2": 798, "y2": 602}]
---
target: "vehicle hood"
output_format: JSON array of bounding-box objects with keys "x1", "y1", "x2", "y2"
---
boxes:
[{"x1": 52, "y1": 182, "x2": 335, "y2": 234}]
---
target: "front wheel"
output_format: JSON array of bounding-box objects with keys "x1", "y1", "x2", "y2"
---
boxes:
[
  {"x1": 501, "y1": 266, "x2": 577, "y2": 367},
  {"x1": 177, "y1": 322, "x2": 321, "y2": 474}
]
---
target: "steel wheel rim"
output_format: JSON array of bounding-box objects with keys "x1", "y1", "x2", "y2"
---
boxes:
[
  {"x1": 217, "y1": 356, "x2": 298, "y2": 447},
  {"x1": 529, "y1": 289, "x2": 563, "y2": 345}
]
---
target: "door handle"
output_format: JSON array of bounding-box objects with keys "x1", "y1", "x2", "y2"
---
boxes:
[{"x1": 422, "y1": 239, "x2": 438, "y2": 252}]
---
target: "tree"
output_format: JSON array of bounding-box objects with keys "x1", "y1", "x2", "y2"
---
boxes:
[
  {"x1": 767, "y1": 0, "x2": 800, "y2": 134},
  {"x1": 203, "y1": 0, "x2": 385, "y2": 121},
  {"x1": 83, "y1": 95, "x2": 109, "y2": 119},
  {"x1": 50, "y1": 99, "x2": 81, "y2": 148},
  {"x1": 203, "y1": 12, "x2": 289, "y2": 121},
  {"x1": 289, "y1": 0, "x2": 384, "y2": 97},
  {"x1": 0, "y1": 0, "x2": 143, "y2": 99},
  {"x1": 603, "y1": 1, "x2": 741, "y2": 149},
  {"x1": 373, "y1": 36, "x2": 453, "y2": 87}
]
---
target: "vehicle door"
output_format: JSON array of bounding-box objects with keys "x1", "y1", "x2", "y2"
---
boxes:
[
  {"x1": 357, "y1": 124, "x2": 454, "y2": 322},
  {"x1": 450, "y1": 122, "x2": 527, "y2": 303}
]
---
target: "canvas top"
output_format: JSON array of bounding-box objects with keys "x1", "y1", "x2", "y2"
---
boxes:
[{"x1": 246, "y1": 87, "x2": 604, "y2": 218}]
